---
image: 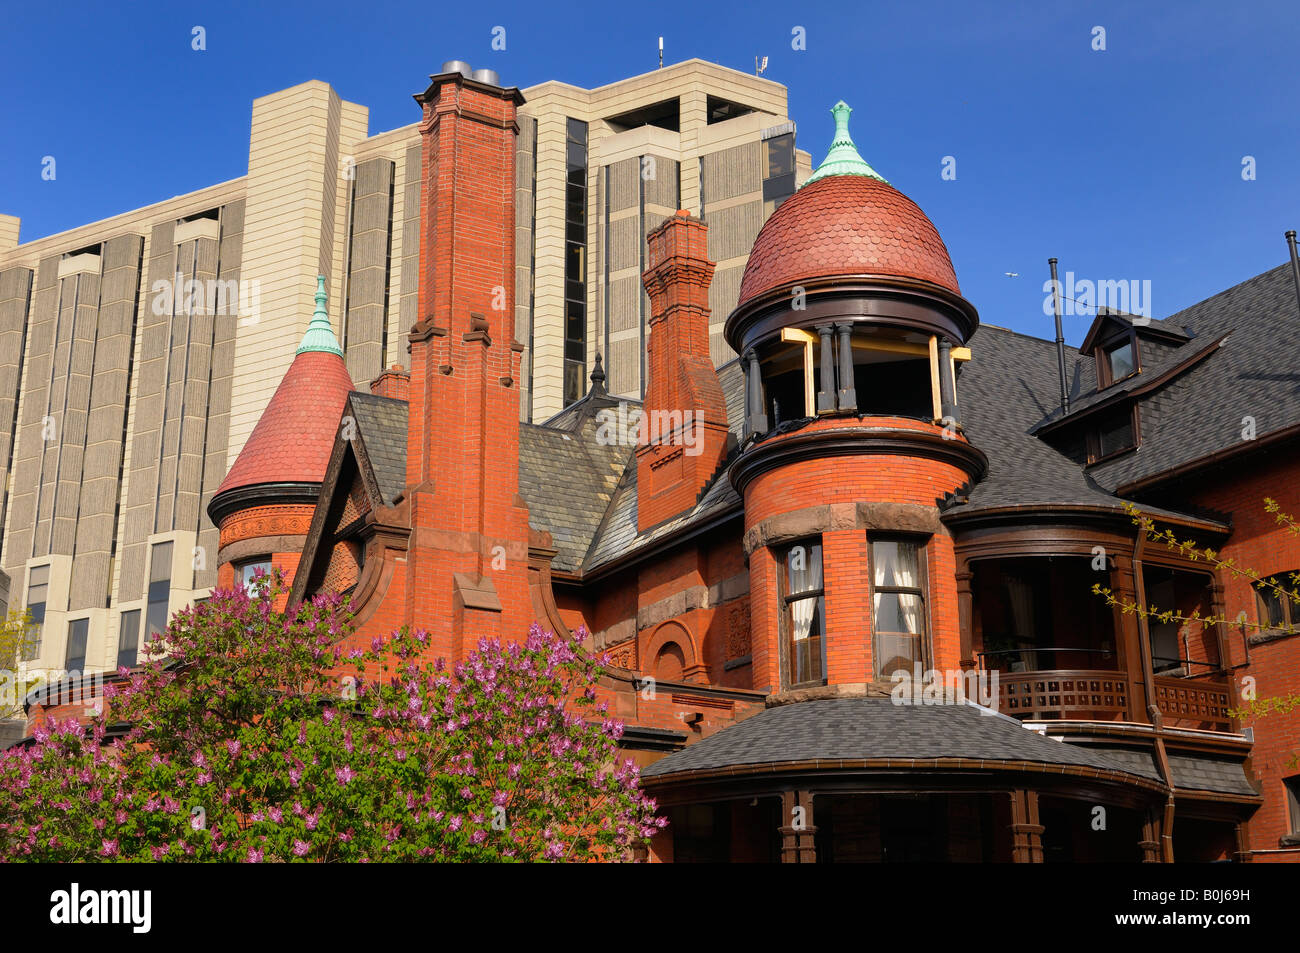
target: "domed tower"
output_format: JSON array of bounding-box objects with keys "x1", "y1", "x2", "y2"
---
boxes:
[
  {"x1": 208, "y1": 276, "x2": 356, "y2": 600},
  {"x1": 725, "y1": 102, "x2": 986, "y2": 697}
]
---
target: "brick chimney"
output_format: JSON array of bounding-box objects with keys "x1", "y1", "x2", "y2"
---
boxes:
[
  {"x1": 403, "y1": 67, "x2": 533, "y2": 659},
  {"x1": 637, "y1": 211, "x2": 730, "y2": 531},
  {"x1": 369, "y1": 364, "x2": 410, "y2": 400}
]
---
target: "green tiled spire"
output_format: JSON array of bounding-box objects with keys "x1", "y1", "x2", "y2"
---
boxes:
[
  {"x1": 802, "y1": 101, "x2": 888, "y2": 187},
  {"x1": 296, "y1": 274, "x2": 344, "y2": 357}
]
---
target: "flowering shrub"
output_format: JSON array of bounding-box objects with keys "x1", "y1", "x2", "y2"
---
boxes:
[{"x1": 0, "y1": 571, "x2": 663, "y2": 862}]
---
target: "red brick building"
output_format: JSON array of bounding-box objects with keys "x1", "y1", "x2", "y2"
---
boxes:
[{"x1": 197, "y1": 68, "x2": 1300, "y2": 862}]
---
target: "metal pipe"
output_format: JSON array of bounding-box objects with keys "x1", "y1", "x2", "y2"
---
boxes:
[
  {"x1": 1049, "y1": 258, "x2": 1069, "y2": 414},
  {"x1": 1287, "y1": 231, "x2": 1300, "y2": 320}
]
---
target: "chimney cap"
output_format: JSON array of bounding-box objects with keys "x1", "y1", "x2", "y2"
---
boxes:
[
  {"x1": 472, "y1": 67, "x2": 500, "y2": 86},
  {"x1": 441, "y1": 60, "x2": 473, "y2": 77}
]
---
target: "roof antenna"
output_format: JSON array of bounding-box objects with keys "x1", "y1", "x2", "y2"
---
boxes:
[
  {"x1": 1287, "y1": 231, "x2": 1300, "y2": 321},
  {"x1": 1048, "y1": 257, "x2": 1070, "y2": 414},
  {"x1": 658, "y1": 36, "x2": 663, "y2": 69}
]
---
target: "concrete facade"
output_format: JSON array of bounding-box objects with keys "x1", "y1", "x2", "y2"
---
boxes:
[{"x1": 0, "y1": 60, "x2": 801, "y2": 686}]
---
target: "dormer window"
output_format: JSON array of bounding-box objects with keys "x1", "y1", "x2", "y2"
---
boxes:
[{"x1": 1085, "y1": 406, "x2": 1138, "y2": 464}]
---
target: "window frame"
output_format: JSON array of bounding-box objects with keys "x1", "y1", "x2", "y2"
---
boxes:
[
  {"x1": 779, "y1": 538, "x2": 827, "y2": 689},
  {"x1": 1254, "y1": 569, "x2": 1299, "y2": 631},
  {"x1": 1085, "y1": 403, "x2": 1140, "y2": 465},
  {"x1": 236, "y1": 556, "x2": 274, "y2": 597},
  {"x1": 22, "y1": 564, "x2": 50, "y2": 662},
  {"x1": 1286, "y1": 776, "x2": 1300, "y2": 835},
  {"x1": 64, "y1": 617, "x2": 89, "y2": 675},
  {"x1": 868, "y1": 536, "x2": 932, "y2": 680},
  {"x1": 117, "y1": 608, "x2": 142, "y2": 670},
  {"x1": 1096, "y1": 329, "x2": 1141, "y2": 389}
]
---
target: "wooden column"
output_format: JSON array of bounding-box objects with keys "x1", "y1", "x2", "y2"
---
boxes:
[
  {"x1": 816, "y1": 324, "x2": 835, "y2": 413},
  {"x1": 1009, "y1": 789, "x2": 1045, "y2": 863},
  {"x1": 779, "y1": 790, "x2": 818, "y2": 863},
  {"x1": 1110, "y1": 552, "x2": 1147, "y2": 723},
  {"x1": 956, "y1": 559, "x2": 975, "y2": 668},
  {"x1": 1140, "y1": 808, "x2": 1162, "y2": 863}
]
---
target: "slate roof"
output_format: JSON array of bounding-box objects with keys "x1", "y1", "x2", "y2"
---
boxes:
[
  {"x1": 348, "y1": 393, "x2": 408, "y2": 506},
  {"x1": 642, "y1": 697, "x2": 1157, "y2": 781},
  {"x1": 1167, "y1": 753, "x2": 1259, "y2": 798},
  {"x1": 519, "y1": 413, "x2": 627, "y2": 574},
  {"x1": 738, "y1": 175, "x2": 960, "y2": 305}
]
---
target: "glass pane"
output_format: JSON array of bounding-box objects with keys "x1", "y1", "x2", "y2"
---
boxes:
[
  {"x1": 566, "y1": 140, "x2": 586, "y2": 172},
  {"x1": 563, "y1": 360, "x2": 583, "y2": 405},
  {"x1": 565, "y1": 117, "x2": 587, "y2": 145},
  {"x1": 29, "y1": 564, "x2": 49, "y2": 586},
  {"x1": 1098, "y1": 415, "x2": 1134, "y2": 457},
  {"x1": 149, "y1": 541, "x2": 174, "y2": 584},
  {"x1": 765, "y1": 134, "x2": 794, "y2": 177},
  {"x1": 1107, "y1": 341, "x2": 1135, "y2": 380},
  {"x1": 786, "y1": 542, "x2": 823, "y2": 595},
  {"x1": 873, "y1": 540, "x2": 920, "y2": 588},
  {"x1": 65, "y1": 618, "x2": 88, "y2": 673},
  {"x1": 788, "y1": 594, "x2": 825, "y2": 684},
  {"x1": 240, "y1": 559, "x2": 272, "y2": 596},
  {"x1": 1258, "y1": 581, "x2": 1288, "y2": 628},
  {"x1": 118, "y1": 609, "x2": 141, "y2": 670}
]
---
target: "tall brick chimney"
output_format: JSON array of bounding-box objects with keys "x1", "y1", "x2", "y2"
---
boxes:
[
  {"x1": 637, "y1": 211, "x2": 730, "y2": 531},
  {"x1": 404, "y1": 67, "x2": 533, "y2": 659}
]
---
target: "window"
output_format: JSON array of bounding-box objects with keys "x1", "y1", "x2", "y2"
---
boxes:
[
  {"x1": 22, "y1": 564, "x2": 49, "y2": 661},
  {"x1": 782, "y1": 540, "x2": 826, "y2": 686},
  {"x1": 118, "y1": 609, "x2": 141, "y2": 670},
  {"x1": 238, "y1": 557, "x2": 273, "y2": 597},
  {"x1": 872, "y1": 539, "x2": 929, "y2": 679},
  {"x1": 1255, "y1": 569, "x2": 1299, "y2": 631},
  {"x1": 146, "y1": 541, "x2": 173, "y2": 642},
  {"x1": 562, "y1": 117, "x2": 588, "y2": 405},
  {"x1": 1085, "y1": 406, "x2": 1138, "y2": 464},
  {"x1": 1286, "y1": 776, "x2": 1300, "y2": 834},
  {"x1": 1105, "y1": 339, "x2": 1135, "y2": 381},
  {"x1": 1097, "y1": 332, "x2": 1140, "y2": 387},
  {"x1": 762, "y1": 133, "x2": 796, "y2": 208},
  {"x1": 65, "y1": 618, "x2": 88, "y2": 674}
]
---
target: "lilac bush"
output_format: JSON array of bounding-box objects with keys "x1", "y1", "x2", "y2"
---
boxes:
[{"x1": 0, "y1": 571, "x2": 663, "y2": 862}]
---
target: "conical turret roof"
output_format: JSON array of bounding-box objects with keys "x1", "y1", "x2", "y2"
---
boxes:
[{"x1": 211, "y1": 276, "x2": 355, "y2": 516}]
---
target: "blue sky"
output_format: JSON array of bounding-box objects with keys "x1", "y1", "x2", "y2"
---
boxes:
[{"x1": 1, "y1": 0, "x2": 1296, "y2": 343}]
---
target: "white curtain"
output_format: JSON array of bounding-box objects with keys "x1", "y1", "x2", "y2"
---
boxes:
[
  {"x1": 874, "y1": 542, "x2": 922, "y2": 673},
  {"x1": 789, "y1": 545, "x2": 823, "y2": 643}
]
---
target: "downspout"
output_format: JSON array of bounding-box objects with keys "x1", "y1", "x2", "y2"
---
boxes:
[{"x1": 1133, "y1": 526, "x2": 1176, "y2": 862}]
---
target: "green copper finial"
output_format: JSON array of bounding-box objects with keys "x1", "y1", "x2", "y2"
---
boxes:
[
  {"x1": 802, "y1": 101, "x2": 888, "y2": 187},
  {"x1": 296, "y1": 274, "x2": 344, "y2": 357}
]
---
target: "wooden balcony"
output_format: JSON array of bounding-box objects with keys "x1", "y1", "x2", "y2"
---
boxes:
[
  {"x1": 988, "y1": 667, "x2": 1234, "y2": 733},
  {"x1": 996, "y1": 670, "x2": 1130, "y2": 722},
  {"x1": 1151, "y1": 675, "x2": 1233, "y2": 733}
]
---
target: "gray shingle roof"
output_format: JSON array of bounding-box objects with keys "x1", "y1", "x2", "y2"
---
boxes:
[
  {"x1": 1088, "y1": 263, "x2": 1300, "y2": 492},
  {"x1": 348, "y1": 393, "x2": 408, "y2": 506},
  {"x1": 518, "y1": 413, "x2": 628, "y2": 574},
  {"x1": 642, "y1": 697, "x2": 1158, "y2": 780}
]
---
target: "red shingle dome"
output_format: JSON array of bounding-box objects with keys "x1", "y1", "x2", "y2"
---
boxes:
[{"x1": 738, "y1": 175, "x2": 960, "y2": 307}]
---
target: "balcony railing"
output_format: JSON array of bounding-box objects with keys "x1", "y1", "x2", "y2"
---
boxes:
[
  {"x1": 1151, "y1": 675, "x2": 1232, "y2": 733},
  {"x1": 977, "y1": 649, "x2": 1234, "y2": 732},
  {"x1": 995, "y1": 669, "x2": 1131, "y2": 722}
]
